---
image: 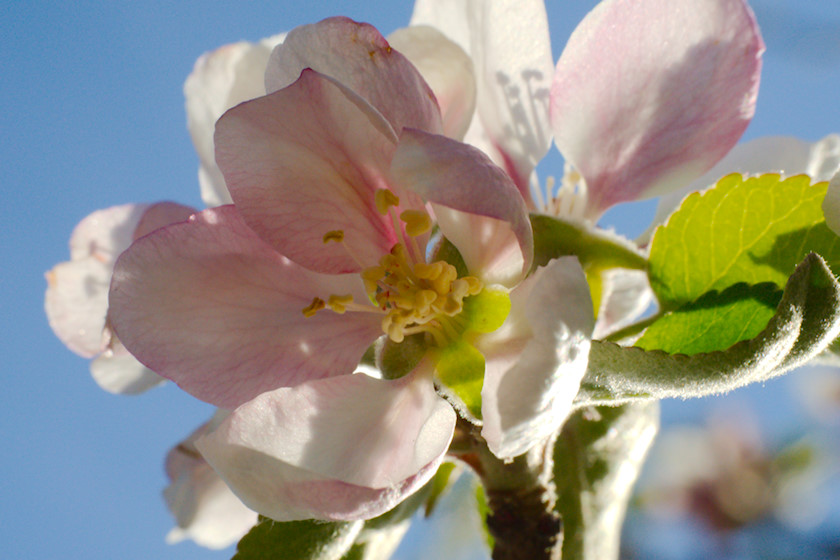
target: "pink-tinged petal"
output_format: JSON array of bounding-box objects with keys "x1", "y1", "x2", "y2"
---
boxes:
[
  {"x1": 410, "y1": 0, "x2": 555, "y2": 200},
  {"x1": 391, "y1": 128, "x2": 533, "y2": 285},
  {"x1": 109, "y1": 206, "x2": 383, "y2": 409},
  {"x1": 388, "y1": 25, "x2": 476, "y2": 141},
  {"x1": 165, "y1": 411, "x2": 258, "y2": 549},
  {"x1": 195, "y1": 371, "x2": 455, "y2": 521},
  {"x1": 90, "y1": 337, "x2": 165, "y2": 395},
  {"x1": 642, "y1": 134, "x2": 840, "y2": 245},
  {"x1": 185, "y1": 35, "x2": 284, "y2": 207},
  {"x1": 216, "y1": 69, "x2": 425, "y2": 274},
  {"x1": 45, "y1": 257, "x2": 111, "y2": 357},
  {"x1": 132, "y1": 201, "x2": 197, "y2": 239},
  {"x1": 592, "y1": 268, "x2": 653, "y2": 340},
  {"x1": 265, "y1": 17, "x2": 442, "y2": 136},
  {"x1": 551, "y1": 0, "x2": 764, "y2": 218},
  {"x1": 478, "y1": 257, "x2": 594, "y2": 459},
  {"x1": 825, "y1": 170, "x2": 840, "y2": 237}
]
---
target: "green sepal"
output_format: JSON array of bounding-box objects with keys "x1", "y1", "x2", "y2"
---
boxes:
[
  {"x1": 576, "y1": 253, "x2": 840, "y2": 405},
  {"x1": 376, "y1": 333, "x2": 427, "y2": 380},
  {"x1": 462, "y1": 288, "x2": 511, "y2": 333},
  {"x1": 648, "y1": 173, "x2": 837, "y2": 310},
  {"x1": 530, "y1": 213, "x2": 647, "y2": 272},
  {"x1": 435, "y1": 340, "x2": 485, "y2": 419},
  {"x1": 432, "y1": 235, "x2": 470, "y2": 278},
  {"x1": 234, "y1": 518, "x2": 362, "y2": 560},
  {"x1": 554, "y1": 403, "x2": 659, "y2": 560},
  {"x1": 636, "y1": 282, "x2": 782, "y2": 355}
]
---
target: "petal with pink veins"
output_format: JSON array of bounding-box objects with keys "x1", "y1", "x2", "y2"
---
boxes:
[
  {"x1": 387, "y1": 25, "x2": 476, "y2": 141},
  {"x1": 196, "y1": 371, "x2": 455, "y2": 521},
  {"x1": 216, "y1": 69, "x2": 426, "y2": 274},
  {"x1": 185, "y1": 35, "x2": 284, "y2": 207},
  {"x1": 109, "y1": 206, "x2": 383, "y2": 409},
  {"x1": 410, "y1": 0, "x2": 555, "y2": 200},
  {"x1": 265, "y1": 17, "x2": 442, "y2": 136},
  {"x1": 551, "y1": 0, "x2": 764, "y2": 218},
  {"x1": 391, "y1": 128, "x2": 533, "y2": 286},
  {"x1": 478, "y1": 257, "x2": 594, "y2": 459}
]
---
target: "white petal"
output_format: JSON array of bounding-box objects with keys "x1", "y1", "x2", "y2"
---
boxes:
[
  {"x1": 825, "y1": 170, "x2": 840, "y2": 237},
  {"x1": 196, "y1": 371, "x2": 455, "y2": 521},
  {"x1": 478, "y1": 257, "x2": 594, "y2": 459},
  {"x1": 410, "y1": 0, "x2": 554, "y2": 198},
  {"x1": 387, "y1": 25, "x2": 476, "y2": 140},
  {"x1": 164, "y1": 411, "x2": 258, "y2": 549},
  {"x1": 89, "y1": 338, "x2": 164, "y2": 395},
  {"x1": 68, "y1": 203, "x2": 151, "y2": 261},
  {"x1": 592, "y1": 268, "x2": 654, "y2": 340},
  {"x1": 185, "y1": 35, "x2": 284, "y2": 207},
  {"x1": 45, "y1": 257, "x2": 111, "y2": 357}
]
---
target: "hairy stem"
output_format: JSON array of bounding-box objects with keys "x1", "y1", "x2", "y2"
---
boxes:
[{"x1": 467, "y1": 428, "x2": 563, "y2": 560}]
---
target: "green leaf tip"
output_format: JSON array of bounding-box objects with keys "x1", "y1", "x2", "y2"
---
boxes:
[{"x1": 649, "y1": 173, "x2": 837, "y2": 310}]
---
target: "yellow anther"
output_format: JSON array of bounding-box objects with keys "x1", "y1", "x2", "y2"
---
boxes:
[
  {"x1": 327, "y1": 294, "x2": 354, "y2": 314},
  {"x1": 414, "y1": 261, "x2": 443, "y2": 280},
  {"x1": 430, "y1": 263, "x2": 458, "y2": 295},
  {"x1": 361, "y1": 265, "x2": 385, "y2": 294},
  {"x1": 463, "y1": 276, "x2": 483, "y2": 295},
  {"x1": 375, "y1": 189, "x2": 400, "y2": 215},
  {"x1": 400, "y1": 210, "x2": 432, "y2": 237},
  {"x1": 323, "y1": 230, "x2": 345, "y2": 244},
  {"x1": 302, "y1": 297, "x2": 326, "y2": 317},
  {"x1": 415, "y1": 289, "x2": 438, "y2": 314}
]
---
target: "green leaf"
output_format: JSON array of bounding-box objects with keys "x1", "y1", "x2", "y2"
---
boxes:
[
  {"x1": 577, "y1": 253, "x2": 840, "y2": 404},
  {"x1": 649, "y1": 173, "x2": 838, "y2": 309},
  {"x1": 234, "y1": 518, "x2": 362, "y2": 560},
  {"x1": 636, "y1": 282, "x2": 782, "y2": 354},
  {"x1": 554, "y1": 403, "x2": 659, "y2": 560},
  {"x1": 531, "y1": 213, "x2": 646, "y2": 272},
  {"x1": 435, "y1": 340, "x2": 485, "y2": 418}
]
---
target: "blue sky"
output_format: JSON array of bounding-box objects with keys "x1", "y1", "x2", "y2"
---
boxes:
[{"x1": 3, "y1": 1, "x2": 839, "y2": 559}]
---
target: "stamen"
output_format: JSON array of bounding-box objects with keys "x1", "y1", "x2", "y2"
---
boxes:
[
  {"x1": 323, "y1": 230, "x2": 345, "y2": 244},
  {"x1": 327, "y1": 294, "x2": 354, "y2": 314},
  {"x1": 400, "y1": 210, "x2": 432, "y2": 237},
  {"x1": 302, "y1": 297, "x2": 326, "y2": 317},
  {"x1": 375, "y1": 189, "x2": 400, "y2": 215}
]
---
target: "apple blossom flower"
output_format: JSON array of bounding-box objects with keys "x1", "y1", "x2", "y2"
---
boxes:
[
  {"x1": 404, "y1": 0, "x2": 764, "y2": 343},
  {"x1": 45, "y1": 201, "x2": 195, "y2": 394},
  {"x1": 164, "y1": 410, "x2": 258, "y2": 549},
  {"x1": 108, "y1": 18, "x2": 594, "y2": 521}
]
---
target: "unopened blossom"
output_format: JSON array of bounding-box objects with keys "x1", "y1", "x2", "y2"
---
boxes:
[
  {"x1": 109, "y1": 18, "x2": 594, "y2": 522},
  {"x1": 45, "y1": 202, "x2": 194, "y2": 394},
  {"x1": 164, "y1": 410, "x2": 258, "y2": 549}
]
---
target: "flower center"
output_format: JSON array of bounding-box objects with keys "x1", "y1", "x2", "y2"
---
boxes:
[
  {"x1": 534, "y1": 162, "x2": 590, "y2": 224},
  {"x1": 302, "y1": 188, "x2": 484, "y2": 345}
]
